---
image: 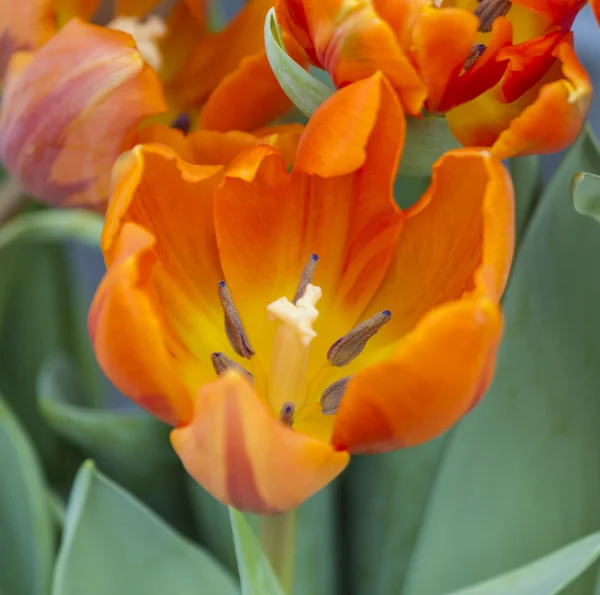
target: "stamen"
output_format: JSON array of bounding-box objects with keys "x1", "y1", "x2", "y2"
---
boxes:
[
  {"x1": 218, "y1": 281, "x2": 254, "y2": 359},
  {"x1": 293, "y1": 254, "x2": 319, "y2": 304},
  {"x1": 279, "y1": 401, "x2": 295, "y2": 426},
  {"x1": 327, "y1": 310, "x2": 391, "y2": 367},
  {"x1": 321, "y1": 377, "x2": 351, "y2": 415},
  {"x1": 210, "y1": 352, "x2": 253, "y2": 382},
  {"x1": 170, "y1": 113, "x2": 191, "y2": 135},
  {"x1": 464, "y1": 43, "x2": 486, "y2": 70},
  {"x1": 473, "y1": 0, "x2": 511, "y2": 33}
]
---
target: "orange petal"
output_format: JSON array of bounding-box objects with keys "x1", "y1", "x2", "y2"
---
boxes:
[
  {"x1": 329, "y1": 149, "x2": 514, "y2": 453},
  {"x1": 164, "y1": 0, "x2": 274, "y2": 112},
  {"x1": 0, "y1": 19, "x2": 166, "y2": 209},
  {"x1": 213, "y1": 75, "x2": 404, "y2": 369},
  {"x1": 55, "y1": 0, "x2": 102, "y2": 24},
  {"x1": 103, "y1": 144, "x2": 229, "y2": 364},
  {"x1": 592, "y1": 0, "x2": 600, "y2": 25},
  {"x1": 0, "y1": 0, "x2": 56, "y2": 77},
  {"x1": 130, "y1": 123, "x2": 303, "y2": 170},
  {"x1": 446, "y1": 34, "x2": 591, "y2": 159},
  {"x1": 511, "y1": 0, "x2": 585, "y2": 28},
  {"x1": 89, "y1": 222, "x2": 196, "y2": 426},
  {"x1": 331, "y1": 296, "x2": 503, "y2": 453},
  {"x1": 199, "y1": 51, "x2": 294, "y2": 132},
  {"x1": 360, "y1": 149, "x2": 513, "y2": 344},
  {"x1": 171, "y1": 372, "x2": 349, "y2": 513},
  {"x1": 115, "y1": 0, "x2": 164, "y2": 15}
]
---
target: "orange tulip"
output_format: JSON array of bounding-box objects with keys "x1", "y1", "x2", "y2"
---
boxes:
[
  {"x1": 275, "y1": 0, "x2": 591, "y2": 158},
  {"x1": 0, "y1": 1, "x2": 297, "y2": 208},
  {"x1": 590, "y1": 0, "x2": 600, "y2": 24},
  {"x1": 89, "y1": 74, "x2": 514, "y2": 513}
]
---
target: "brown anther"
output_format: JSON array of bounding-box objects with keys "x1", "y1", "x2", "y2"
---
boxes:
[
  {"x1": 321, "y1": 377, "x2": 351, "y2": 415},
  {"x1": 170, "y1": 112, "x2": 191, "y2": 135},
  {"x1": 218, "y1": 281, "x2": 254, "y2": 359},
  {"x1": 327, "y1": 310, "x2": 391, "y2": 367},
  {"x1": 293, "y1": 254, "x2": 319, "y2": 304},
  {"x1": 473, "y1": 0, "x2": 511, "y2": 33},
  {"x1": 279, "y1": 401, "x2": 295, "y2": 426},
  {"x1": 210, "y1": 353, "x2": 253, "y2": 382},
  {"x1": 464, "y1": 43, "x2": 486, "y2": 70}
]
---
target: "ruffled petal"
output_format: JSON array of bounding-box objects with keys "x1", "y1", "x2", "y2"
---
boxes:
[
  {"x1": 446, "y1": 33, "x2": 591, "y2": 159},
  {"x1": 164, "y1": 0, "x2": 277, "y2": 116},
  {"x1": 131, "y1": 123, "x2": 303, "y2": 168},
  {"x1": 0, "y1": 19, "x2": 166, "y2": 209},
  {"x1": 103, "y1": 144, "x2": 229, "y2": 370},
  {"x1": 171, "y1": 372, "x2": 349, "y2": 513},
  {"x1": 276, "y1": 0, "x2": 427, "y2": 114},
  {"x1": 328, "y1": 148, "x2": 514, "y2": 453},
  {"x1": 213, "y1": 75, "x2": 404, "y2": 370},
  {"x1": 89, "y1": 222, "x2": 197, "y2": 426},
  {"x1": 331, "y1": 296, "x2": 502, "y2": 453}
]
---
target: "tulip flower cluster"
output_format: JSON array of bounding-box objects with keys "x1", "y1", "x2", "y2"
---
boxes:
[{"x1": 0, "y1": 0, "x2": 598, "y2": 593}]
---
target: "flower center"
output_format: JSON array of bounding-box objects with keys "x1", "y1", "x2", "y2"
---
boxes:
[
  {"x1": 213, "y1": 254, "x2": 391, "y2": 428},
  {"x1": 107, "y1": 15, "x2": 167, "y2": 71},
  {"x1": 267, "y1": 283, "x2": 322, "y2": 420}
]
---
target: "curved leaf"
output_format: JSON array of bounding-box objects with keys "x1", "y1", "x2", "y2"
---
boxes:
[
  {"x1": 229, "y1": 508, "x2": 285, "y2": 595},
  {"x1": 446, "y1": 531, "x2": 600, "y2": 595},
  {"x1": 52, "y1": 461, "x2": 239, "y2": 595},
  {"x1": 0, "y1": 397, "x2": 54, "y2": 595},
  {"x1": 264, "y1": 8, "x2": 334, "y2": 118},
  {"x1": 38, "y1": 357, "x2": 193, "y2": 533},
  {"x1": 402, "y1": 126, "x2": 600, "y2": 594},
  {"x1": 572, "y1": 172, "x2": 600, "y2": 223}
]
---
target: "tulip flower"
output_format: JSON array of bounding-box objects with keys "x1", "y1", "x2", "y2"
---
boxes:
[
  {"x1": 0, "y1": 1, "x2": 297, "y2": 208},
  {"x1": 274, "y1": 0, "x2": 592, "y2": 159},
  {"x1": 89, "y1": 74, "x2": 514, "y2": 513}
]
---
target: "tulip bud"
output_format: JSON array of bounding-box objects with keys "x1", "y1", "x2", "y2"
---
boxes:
[{"x1": 0, "y1": 18, "x2": 166, "y2": 210}]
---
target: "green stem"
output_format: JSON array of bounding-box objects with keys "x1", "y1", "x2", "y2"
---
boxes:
[{"x1": 260, "y1": 510, "x2": 296, "y2": 593}]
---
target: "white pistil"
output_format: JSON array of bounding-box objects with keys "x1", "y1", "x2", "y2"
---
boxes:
[
  {"x1": 266, "y1": 284, "x2": 322, "y2": 413},
  {"x1": 108, "y1": 15, "x2": 167, "y2": 72}
]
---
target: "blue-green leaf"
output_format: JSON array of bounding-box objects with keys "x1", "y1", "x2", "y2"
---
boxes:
[
  {"x1": 229, "y1": 508, "x2": 285, "y2": 595},
  {"x1": 446, "y1": 531, "x2": 600, "y2": 595},
  {"x1": 510, "y1": 155, "x2": 542, "y2": 240},
  {"x1": 264, "y1": 8, "x2": 333, "y2": 118},
  {"x1": 0, "y1": 397, "x2": 54, "y2": 595},
  {"x1": 38, "y1": 357, "x2": 192, "y2": 533},
  {"x1": 52, "y1": 462, "x2": 239, "y2": 595},
  {"x1": 397, "y1": 117, "x2": 461, "y2": 178},
  {"x1": 402, "y1": 126, "x2": 600, "y2": 594},
  {"x1": 572, "y1": 172, "x2": 600, "y2": 223},
  {"x1": 0, "y1": 209, "x2": 102, "y2": 252}
]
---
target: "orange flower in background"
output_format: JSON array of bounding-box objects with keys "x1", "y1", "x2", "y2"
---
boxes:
[
  {"x1": 0, "y1": 0, "x2": 298, "y2": 209},
  {"x1": 275, "y1": 0, "x2": 592, "y2": 159},
  {"x1": 89, "y1": 74, "x2": 514, "y2": 513}
]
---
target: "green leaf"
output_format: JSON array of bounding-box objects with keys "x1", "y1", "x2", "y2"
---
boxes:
[
  {"x1": 0, "y1": 242, "x2": 82, "y2": 476},
  {"x1": 0, "y1": 397, "x2": 54, "y2": 595},
  {"x1": 446, "y1": 531, "x2": 600, "y2": 595},
  {"x1": 38, "y1": 357, "x2": 193, "y2": 533},
  {"x1": 52, "y1": 461, "x2": 239, "y2": 595},
  {"x1": 345, "y1": 438, "x2": 448, "y2": 594},
  {"x1": 0, "y1": 209, "x2": 102, "y2": 252},
  {"x1": 572, "y1": 172, "x2": 600, "y2": 223},
  {"x1": 229, "y1": 508, "x2": 285, "y2": 595},
  {"x1": 264, "y1": 8, "x2": 334, "y2": 118},
  {"x1": 397, "y1": 117, "x2": 461, "y2": 178},
  {"x1": 188, "y1": 480, "x2": 339, "y2": 593},
  {"x1": 510, "y1": 155, "x2": 542, "y2": 240},
  {"x1": 401, "y1": 126, "x2": 600, "y2": 594}
]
